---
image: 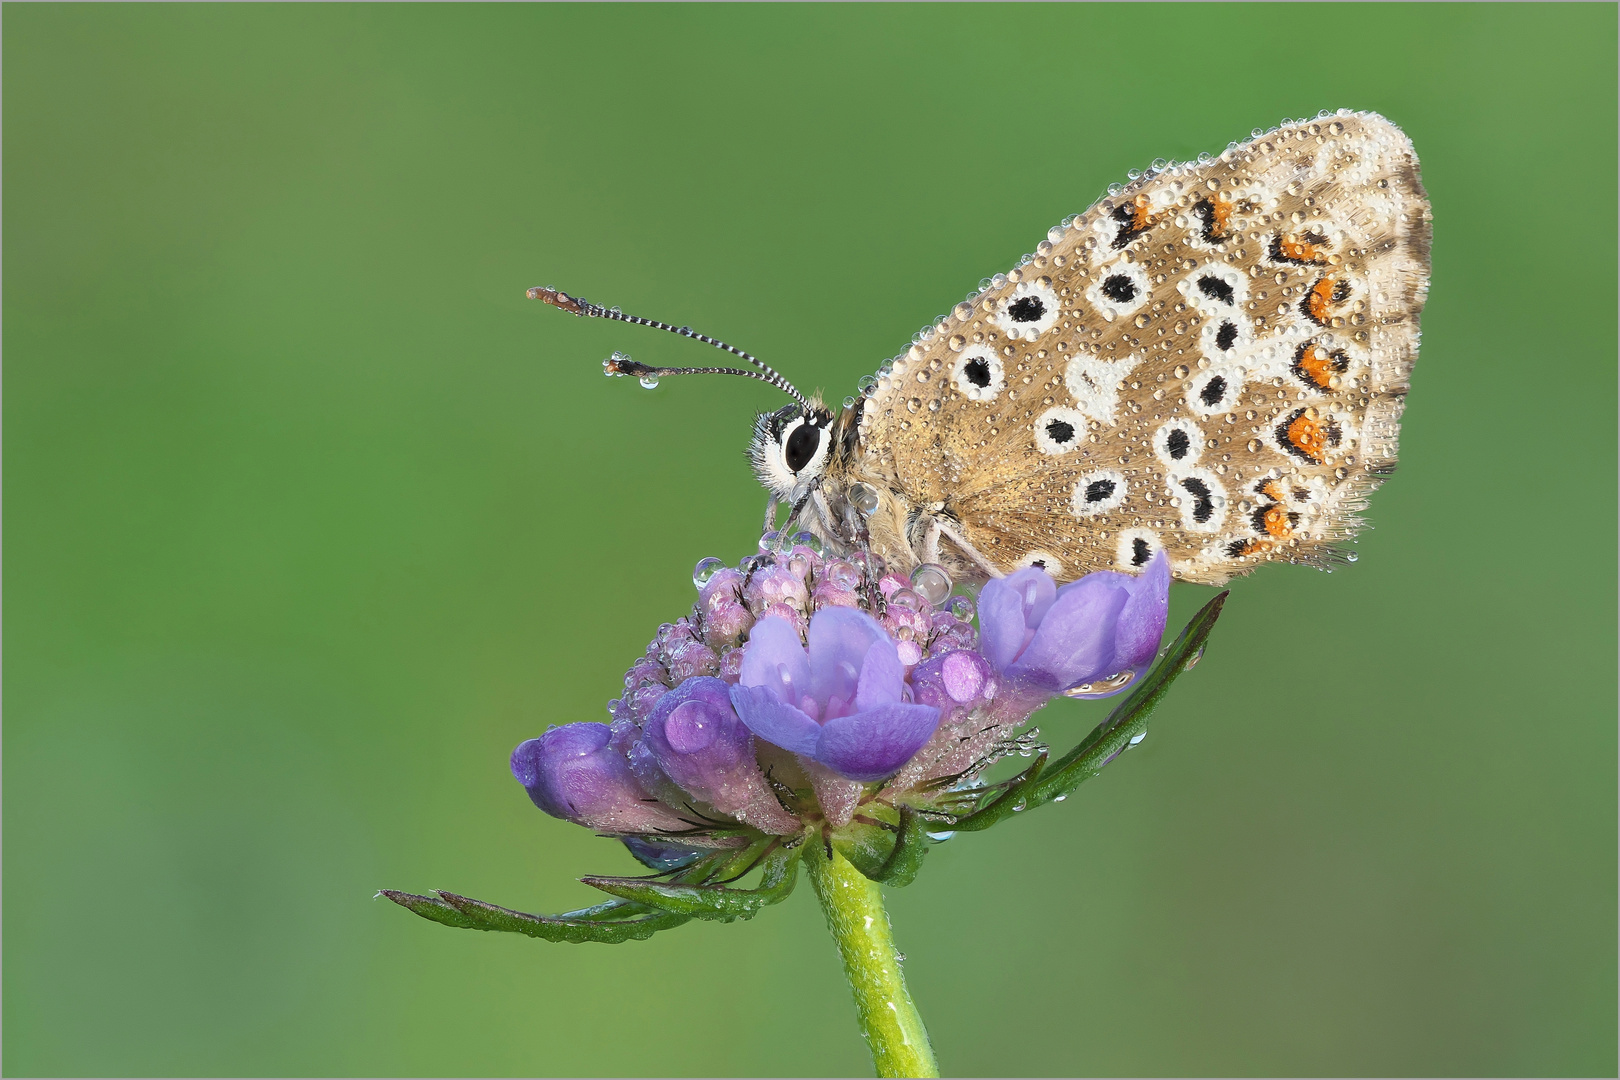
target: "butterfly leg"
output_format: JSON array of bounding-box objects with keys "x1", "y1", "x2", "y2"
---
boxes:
[
  {"x1": 761, "y1": 495, "x2": 778, "y2": 535},
  {"x1": 927, "y1": 518, "x2": 1003, "y2": 579}
]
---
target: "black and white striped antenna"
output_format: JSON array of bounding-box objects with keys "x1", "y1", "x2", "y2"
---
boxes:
[{"x1": 529, "y1": 287, "x2": 809, "y2": 410}]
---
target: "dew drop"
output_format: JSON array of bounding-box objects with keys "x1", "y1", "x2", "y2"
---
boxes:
[
  {"x1": 692, "y1": 557, "x2": 726, "y2": 589},
  {"x1": 848, "y1": 482, "x2": 880, "y2": 516},
  {"x1": 639, "y1": 375, "x2": 660, "y2": 390},
  {"x1": 911, "y1": 564, "x2": 953, "y2": 606},
  {"x1": 927, "y1": 830, "x2": 956, "y2": 843},
  {"x1": 1183, "y1": 646, "x2": 1205, "y2": 671}
]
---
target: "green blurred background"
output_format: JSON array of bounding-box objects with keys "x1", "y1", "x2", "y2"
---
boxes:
[{"x1": 5, "y1": 4, "x2": 1615, "y2": 1076}]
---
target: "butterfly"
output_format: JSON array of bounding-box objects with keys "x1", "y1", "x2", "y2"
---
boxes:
[{"x1": 533, "y1": 111, "x2": 1431, "y2": 587}]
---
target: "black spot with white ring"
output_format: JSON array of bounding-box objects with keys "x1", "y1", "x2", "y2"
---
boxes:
[
  {"x1": 1035, "y1": 406, "x2": 1087, "y2": 456},
  {"x1": 1101, "y1": 274, "x2": 1137, "y2": 304},
  {"x1": 1180, "y1": 477, "x2": 1216, "y2": 524},
  {"x1": 1214, "y1": 321, "x2": 1239, "y2": 351},
  {"x1": 964, "y1": 358, "x2": 992, "y2": 387},
  {"x1": 1007, "y1": 295, "x2": 1046, "y2": 323},
  {"x1": 1197, "y1": 275, "x2": 1235, "y2": 305},
  {"x1": 1200, "y1": 375, "x2": 1227, "y2": 406},
  {"x1": 1071, "y1": 468, "x2": 1127, "y2": 517},
  {"x1": 1152, "y1": 418, "x2": 1205, "y2": 468}
]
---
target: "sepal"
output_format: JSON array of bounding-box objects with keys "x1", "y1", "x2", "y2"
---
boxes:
[{"x1": 580, "y1": 842, "x2": 801, "y2": 922}]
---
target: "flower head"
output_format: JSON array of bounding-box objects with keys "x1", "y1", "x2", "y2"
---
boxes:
[{"x1": 979, "y1": 550, "x2": 1170, "y2": 697}]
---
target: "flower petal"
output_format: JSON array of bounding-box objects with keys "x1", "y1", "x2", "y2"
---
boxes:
[
  {"x1": 1008, "y1": 573, "x2": 1130, "y2": 691},
  {"x1": 813, "y1": 703, "x2": 942, "y2": 783},
  {"x1": 727, "y1": 682, "x2": 822, "y2": 757},
  {"x1": 1113, "y1": 549, "x2": 1171, "y2": 670},
  {"x1": 978, "y1": 567, "x2": 1056, "y2": 670},
  {"x1": 805, "y1": 605, "x2": 889, "y2": 708},
  {"x1": 738, "y1": 615, "x2": 811, "y2": 704},
  {"x1": 853, "y1": 636, "x2": 906, "y2": 712}
]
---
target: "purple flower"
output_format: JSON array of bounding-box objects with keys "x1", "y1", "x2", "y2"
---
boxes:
[
  {"x1": 729, "y1": 607, "x2": 941, "y2": 783},
  {"x1": 978, "y1": 550, "x2": 1170, "y2": 697},
  {"x1": 511, "y1": 723, "x2": 690, "y2": 834},
  {"x1": 630, "y1": 677, "x2": 801, "y2": 835}
]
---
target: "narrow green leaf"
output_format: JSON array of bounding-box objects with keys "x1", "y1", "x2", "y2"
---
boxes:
[
  {"x1": 870, "y1": 805, "x2": 929, "y2": 886},
  {"x1": 433, "y1": 891, "x2": 692, "y2": 943},
  {"x1": 580, "y1": 845, "x2": 801, "y2": 922},
  {"x1": 1023, "y1": 590, "x2": 1228, "y2": 811},
  {"x1": 377, "y1": 888, "x2": 692, "y2": 943},
  {"x1": 377, "y1": 890, "x2": 482, "y2": 930}
]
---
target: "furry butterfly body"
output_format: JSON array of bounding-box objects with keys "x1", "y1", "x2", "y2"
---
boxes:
[{"x1": 541, "y1": 111, "x2": 1431, "y2": 587}]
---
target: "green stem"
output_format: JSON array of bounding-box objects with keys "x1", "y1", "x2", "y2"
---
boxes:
[{"x1": 806, "y1": 840, "x2": 939, "y2": 1078}]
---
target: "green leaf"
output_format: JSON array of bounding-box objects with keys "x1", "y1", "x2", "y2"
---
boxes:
[
  {"x1": 377, "y1": 889, "x2": 691, "y2": 943},
  {"x1": 580, "y1": 844, "x2": 801, "y2": 922},
  {"x1": 870, "y1": 805, "x2": 930, "y2": 886},
  {"x1": 1023, "y1": 590, "x2": 1228, "y2": 811}
]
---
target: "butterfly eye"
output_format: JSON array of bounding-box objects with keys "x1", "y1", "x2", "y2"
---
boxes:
[{"x1": 784, "y1": 421, "x2": 822, "y2": 474}]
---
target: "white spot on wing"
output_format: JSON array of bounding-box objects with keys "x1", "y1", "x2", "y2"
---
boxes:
[{"x1": 1065, "y1": 351, "x2": 1142, "y2": 426}]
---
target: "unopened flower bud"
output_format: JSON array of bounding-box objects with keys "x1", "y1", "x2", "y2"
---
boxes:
[{"x1": 511, "y1": 723, "x2": 689, "y2": 834}]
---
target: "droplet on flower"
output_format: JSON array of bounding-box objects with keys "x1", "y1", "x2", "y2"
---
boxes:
[
  {"x1": 1063, "y1": 670, "x2": 1137, "y2": 697},
  {"x1": 791, "y1": 531, "x2": 823, "y2": 555},
  {"x1": 946, "y1": 595, "x2": 976, "y2": 621},
  {"x1": 911, "y1": 564, "x2": 952, "y2": 606},
  {"x1": 692, "y1": 557, "x2": 726, "y2": 590}
]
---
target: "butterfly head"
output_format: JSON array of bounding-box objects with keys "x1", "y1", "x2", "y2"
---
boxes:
[{"x1": 749, "y1": 399, "x2": 835, "y2": 500}]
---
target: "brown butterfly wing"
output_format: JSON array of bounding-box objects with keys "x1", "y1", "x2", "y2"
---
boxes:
[{"x1": 851, "y1": 111, "x2": 1431, "y2": 585}]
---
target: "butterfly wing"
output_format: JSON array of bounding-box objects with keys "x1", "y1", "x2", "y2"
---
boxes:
[{"x1": 851, "y1": 112, "x2": 1431, "y2": 585}]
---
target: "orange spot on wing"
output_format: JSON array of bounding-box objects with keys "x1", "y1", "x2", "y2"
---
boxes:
[
  {"x1": 1260, "y1": 480, "x2": 1288, "y2": 503},
  {"x1": 1307, "y1": 276, "x2": 1337, "y2": 323},
  {"x1": 1261, "y1": 505, "x2": 1294, "y2": 539},
  {"x1": 1294, "y1": 342, "x2": 1346, "y2": 388},
  {"x1": 1130, "y1": 194, "x2": 1158, "y2": 232},
  {"x1": 1273, "y1": 231, "x2": 1329, "y2": 265},
  {"x1": 1285, "y1": 409, "x2": 1333, "y2": 463}
]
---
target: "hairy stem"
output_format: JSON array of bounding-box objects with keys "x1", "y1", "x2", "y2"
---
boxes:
[{"x1": 806, "y1": 841, "x2": 938, "y2": 1078}]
